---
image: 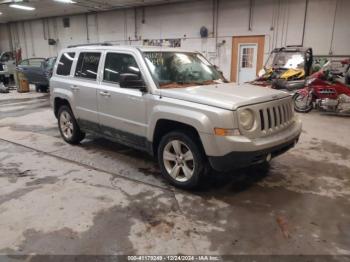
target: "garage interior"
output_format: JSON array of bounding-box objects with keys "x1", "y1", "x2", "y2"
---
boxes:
[{"x1": 0, "y1": 0, "x2": 350, "y2": 260}]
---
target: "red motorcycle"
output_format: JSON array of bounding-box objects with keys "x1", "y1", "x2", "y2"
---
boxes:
[{"x1": 293, "y1": 61, "x2": 350, "y2": 114}]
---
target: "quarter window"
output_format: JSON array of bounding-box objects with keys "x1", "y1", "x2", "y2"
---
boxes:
[
  {"x1": 75, "y1": 52, "x2": 101, "y2": 80},
  {"x1": 103, "y1": 53, "x2": 140, "y2": 84},
  {"x1": 57, "y1": 52, "x2": 75, "y2": 76}
]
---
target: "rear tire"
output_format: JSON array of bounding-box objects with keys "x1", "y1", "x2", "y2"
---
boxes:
[
  {"x1": 157, "y1": 131, "x2": 206, "y2": 189},
  {"x1": 58, "y1": 105, "x2": 85, "y2": 144},
  {"x1": 293, "y1": 93, "x2": 313, "y2": 113}
]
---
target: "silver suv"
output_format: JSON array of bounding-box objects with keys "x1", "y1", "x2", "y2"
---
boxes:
[{"x1": 50, "y1": 45, "x2": 302, "y2": 189}]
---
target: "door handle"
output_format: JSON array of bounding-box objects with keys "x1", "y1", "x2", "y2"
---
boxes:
[
  {"x1": 71, "y1": 85, "x2": 80, "y2": 91},
  {"x1": 99, "y1": 91, "x2": 111, "y2": 97}
]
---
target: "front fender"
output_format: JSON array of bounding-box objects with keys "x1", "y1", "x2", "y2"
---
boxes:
[{"x1": 147, "y1": 104, "x2": 212, "y2": 141}]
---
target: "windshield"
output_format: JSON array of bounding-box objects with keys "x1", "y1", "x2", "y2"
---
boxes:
[
  {"x1": 45, "y1": 58, "x2": 57, "y2": 70},
  {"x1": 266, "y1": 51, "x2": 305, "y2": 70},
  {"x1": 144, "y1": 52, "x2": 224, "y2": 89}
]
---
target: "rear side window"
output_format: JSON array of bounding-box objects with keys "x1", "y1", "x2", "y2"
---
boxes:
[
  {"x1": 28, "y1": 59, "x2": 45, "y2": 67},
  {"x1": 75, "y1": 52, "x2": 101, "y2": 80},
  {"x1": 57, "y1": 52, "x2": 75, "y2": 76},
  {"x1": 103, "y1": 53, "x2": 140, "y2": 83}
]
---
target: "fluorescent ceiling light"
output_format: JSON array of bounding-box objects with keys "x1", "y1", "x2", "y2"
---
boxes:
[
  {"x1": 0, "y1": 12, "x2": 2, "y2": 15},
  {"x1": 54, "y1": 0, "x2": 76, "y2": 3},
  {"x1": 9, "y1": 4, "x2": 35, "y2": 10}
]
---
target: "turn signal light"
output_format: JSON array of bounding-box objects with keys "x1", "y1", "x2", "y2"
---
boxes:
[{"x1": 214, "y1": 128, "x2": 240, "y2": 136}]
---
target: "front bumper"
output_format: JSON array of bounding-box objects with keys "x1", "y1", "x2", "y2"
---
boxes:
[
  {"x1": 204, "y1": 117, "x2": 302, "y2": 172},
  {"x1": 208, "y1": 134, "x2": 300, "y2": 172}
]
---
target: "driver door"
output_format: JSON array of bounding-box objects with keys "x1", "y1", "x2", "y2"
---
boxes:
[{"x1": 97, "y1": 51, "x2": 148, "y2": 150}]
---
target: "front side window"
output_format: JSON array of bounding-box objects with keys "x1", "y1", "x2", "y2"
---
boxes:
[
  {"x1": 103, "y1": 53, "x2": 140, "y2": 84},
  {"x1": 144, "y1": 52, "x2": 224, "y2": 89},
  {"x1": 57, "y1": 52, "x2": 75, "y2": 76},
  {"x1": 75, "y1": 52, "x2": 101, "y2": 80}
]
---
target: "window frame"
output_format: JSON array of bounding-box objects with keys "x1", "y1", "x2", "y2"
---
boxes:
[
  {"x1": 74, "y1": 51, "x2": 102, "y2": 82},
  {"x1": 56, "y1": 52, "x2": 76, "y2": 77}
]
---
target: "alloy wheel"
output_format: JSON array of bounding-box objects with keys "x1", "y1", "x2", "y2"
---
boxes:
[
  {"x1": 163, "y1": 140, "x2": 195, "y2": 182},
  {"x1": 59, "y1": 111, "x2": 74, "y2": 139}
]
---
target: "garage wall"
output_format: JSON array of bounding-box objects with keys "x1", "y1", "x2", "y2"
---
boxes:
[
  {"x1": 0, "y1": 0, "x2": 349, "y2": 79},
  {"x1": 0, "y1": 24, "x2": 10, "y2": 51}
]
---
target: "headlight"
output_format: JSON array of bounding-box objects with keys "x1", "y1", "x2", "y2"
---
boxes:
[
  {"x1": 3, "y1": 65, "x2": 8, "y2": 71},
  {"x1": 239, "y1": 109, "x2": 255, "y2": 130}
]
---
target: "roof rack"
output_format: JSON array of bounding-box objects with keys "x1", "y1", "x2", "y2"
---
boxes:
[{"x1": 67, "y1": 42, "x2": 113, "y2": 48}]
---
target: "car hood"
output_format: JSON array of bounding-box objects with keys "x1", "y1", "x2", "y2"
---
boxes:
[{"x1": 159, "y1": 82, "x2": 290, "y2": 110}]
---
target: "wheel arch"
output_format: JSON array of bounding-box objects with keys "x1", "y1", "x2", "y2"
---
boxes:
[
  {"x1": 54, "y1": 97, "x2": 72, "y2": 118},
  {"x1": 151, "y1": 119, "x2": 206, "y2": 158}
]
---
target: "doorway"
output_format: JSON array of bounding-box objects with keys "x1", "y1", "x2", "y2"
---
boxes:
[
  {"x1": 238, "y1": 44, "x2": 257, "y2": 84},
  {"x1": 231, "y1": 35, "x2": 265, "y2": 83}
]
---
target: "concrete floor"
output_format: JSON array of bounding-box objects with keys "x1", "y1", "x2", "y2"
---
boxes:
[{"x1": 0, "y1": 91, "x2": 349, "y2": 257}]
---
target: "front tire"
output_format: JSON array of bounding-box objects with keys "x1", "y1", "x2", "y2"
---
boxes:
[
  {"x1": 58, "y1": 105, "x2": 85, "y2": 144},
  {"x1": 157, "y1": 131, "x2": 206, "y2": 189},
  {"x1": 293, "y1": 93, "x2": 313, "y2": 113}
]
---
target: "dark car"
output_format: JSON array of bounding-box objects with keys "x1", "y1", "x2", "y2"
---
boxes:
[{"x1": 17, "y1": 57, "x2": 56, "y2": 92}]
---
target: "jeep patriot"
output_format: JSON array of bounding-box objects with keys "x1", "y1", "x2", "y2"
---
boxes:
[{"x1": 50, "y1": 45, "x2": 302, "y2": 188}]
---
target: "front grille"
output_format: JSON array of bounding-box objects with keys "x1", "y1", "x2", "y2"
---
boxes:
[
  {"x1": 259, "y1": 101, "x2": 293, "y2": 132},
  {"x1": 238, "y1": 97, "x2": 294, "y2": 138},
  {"x1": 0, "y1": 64, "x2": 3, "y2": 71},
  {"x1": 319, "y1": 89, "x2": 336, "y2": 95}
]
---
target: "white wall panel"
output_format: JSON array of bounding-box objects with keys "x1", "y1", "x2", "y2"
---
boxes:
[
  {"x1": 304, "y1": 0, "x2": 336, "y2": 55},
  {"x1": 332, "y1": 0, "x2": 350, "y2": 55}
]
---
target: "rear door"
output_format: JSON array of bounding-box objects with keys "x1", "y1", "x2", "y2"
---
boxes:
[{"x1": 70, "y1": 51, "x2": 102, "y2": 131}]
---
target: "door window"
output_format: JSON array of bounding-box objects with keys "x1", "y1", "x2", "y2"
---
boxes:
[
  {"x1": 0, "y1": 52, "x2": 14, "y2": 62},
  {"x1": 19, "y1": 60, "x2": 29, "y2": 66},
  {"x1": 103, "y1": 53, "x2": 140, "y2": 84},
  {"x1": 75, "y1": 52, "x2": 101, "y2": 80},
  {"x1": 28, "y1": 59, "x2": 45, "y2": 67},
  {"x1": 57, "y1": 52, "x2": 75, "y2": 76},
  {"x1": 241, "y1": 47, "x2": 254, "y2": 68}
]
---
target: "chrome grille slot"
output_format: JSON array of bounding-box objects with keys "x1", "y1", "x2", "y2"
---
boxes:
[
  {"x1": 272, "y1": 107, "x2": 278, "y2": 127},
  {"x1": 238, "y1": 97, "x2": 295, "y2": 138},
  {"x1": 267, "y1": 108, "x2": 272, "y2": 129},
  {"x1": 259, "y1": 110, "x2": 265, "y2": 130}
]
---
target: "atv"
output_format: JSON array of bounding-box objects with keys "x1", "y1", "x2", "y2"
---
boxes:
[{"x1": 252, "y1": 46, "x2": 313, "y2": 91}]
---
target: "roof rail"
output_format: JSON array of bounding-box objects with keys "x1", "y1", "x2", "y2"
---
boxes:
[{"x1": 67, "y1": 42, "x2": 113, "y2": 48}]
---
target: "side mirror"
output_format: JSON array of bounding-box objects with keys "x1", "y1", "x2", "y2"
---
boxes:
[{"x1": 119, "y1": 73, "x2": 147, "y2": 92}]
